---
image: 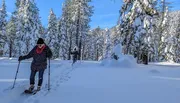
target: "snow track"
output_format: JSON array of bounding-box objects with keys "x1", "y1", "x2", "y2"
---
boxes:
[{"x1": 0, "y1": 60, "x2": 80, "y2": 103}]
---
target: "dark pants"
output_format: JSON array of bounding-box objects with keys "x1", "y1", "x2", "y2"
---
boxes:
[
  {"x1": 73, "y1": 57, "x2": 77, "y2": 64},
  {"x1": 30, "y1": 69, "x2": 45, "y2": 86}
]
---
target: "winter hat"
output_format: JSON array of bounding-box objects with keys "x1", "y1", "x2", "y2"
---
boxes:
[
  {"x1": 37, "y1": 38, "x2": 44, "y2": 44},
  {"x1": 73, "y1": 46, "x2": 79, "y2": 51}
]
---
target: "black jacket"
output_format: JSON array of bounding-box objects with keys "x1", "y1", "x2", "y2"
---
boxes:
[
  {"x1": 71, "y1": 51, "x2": 79, "y2": 58},
  {"x1": 22, "y1": 45, "x2": 52, "y2": 71}
]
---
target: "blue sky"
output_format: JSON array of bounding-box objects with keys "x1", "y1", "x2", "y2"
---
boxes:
[{"x1": 1, "y1": 0, "x2": 180, "y2": 29}]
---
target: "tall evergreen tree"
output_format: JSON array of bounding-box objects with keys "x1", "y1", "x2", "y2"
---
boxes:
[
  {"x1": 85, "y1": 31, "x2": 96, "y2": 60},
  {"x1": 60, "y1": 0, "x2": 74, "y2": 59},
  {"x1": 60, "y1": 0, "x2": 74, "y2": 60},
  {"x1": 148, "y1": 0, "x2": 169, "y2": 62},
  {"x1": 14, "y1": 0, "x2": 26, "y2": 56},
  {"x1": 0, "y1": 0, "x2": 7, "y2": 56},
  {"x1": 173, "y1": 17, "x2": 180, "y2": 62},
  {"x1": 4, "y1": 16, "x2": 17, "y2": 57},
  {"x1": 119, "y1": 0, "x2": 158, "y2": 63},
  {"x1": 165, "y1": 11, "x2": 180, "y2": 63},
  {"x1": 103, "y1": 29, "x2": 112, "y2": 60},
  {"x1": 88, "y1": 27, "x2": 104, "y2": 60},
  {"x1": 58, "y1": 17, "x2": 69, "y2": 60},
  {"x1": 13, "y1": 0, "x2": 41, "y2": 56},
  {"x1": 0, "y1": 0, "x2": 7, "y2": 35},
  {"x1": 60, "y1": 0, "x2": 93, "y2": 60},
  {"x1": 23, "y1": 0, "x2": 41, "y2": 53},
  {"x1": 111, "y1": 25, "x2": 121, "y2": 46},
  {"x1": 47, "y1": 8, "x2": 58, "y2": 58},
  {"x1": 71, "y1": 0, "x2": 93, "y2": 60}
]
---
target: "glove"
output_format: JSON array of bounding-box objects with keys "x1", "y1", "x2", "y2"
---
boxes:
[
  {"x1": 18, "y1": 56, "x2": 23, "y2": 61},
  {"x1": 47, "y1": 50, "x2": 52, "y2": 59},
  {"x1": 47, "y1": 55, "x2": 52, "y2": 59}
]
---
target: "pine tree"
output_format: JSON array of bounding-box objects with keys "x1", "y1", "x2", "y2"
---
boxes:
[
  {"x1": 60, "y1": 0, "x2": 74, "y2": 60},
  {"x1": 86, "y1": 30, "x2": 96, "y2": 60},
  {"x1": 88, "y1": 27, "x2": 104, "y2": 60},
  {"x1": 23, "y1": 0, "x2": 41, "y2": 53},
  {"x1": 0, "y1": 0, "x2": 7, "y2": 35},
  {"x1": 173, "y1": 17, "x2": 180, "y2": 62},
  {"x1": 103, "y1": 29, "x2": 112, "y2": 60},
  {"x1": 4, "y1": 16, "x2": 17, "y2": 57},
  {"x1": 12, "y1": 0, "x2": 41, "y2": 56},
  {"x1": 14, "y1": 0, "x2": 26, "y2": 56},
  {"x1": 149, "y1": 0, "x2": 169, "y2": 62},
  {"x1": 111, "y1": 25, "x2": 121, "y2": 46},
  {"x1": 0, "y1": 0, "x2": 7, "y2": 56},
  {"x1": 71, "y1": 0, "x2": 93, "y2": 60},
  {"x1": 39, "y1": 25, "x2": 46, "y2": 37},
  {"x1": 58, "y1": 17, "x2": 69, "y2": 60},
  {"x1": 119, "y1": 0, "x2": 158, "y2": 63},
  {"x1": 164, "y1": 11, "x2": 180, "y2": 63},
  {"x1": 96, "y1": 29, "x2": 105, "y2": 61},
  {"x1": 47, "y1": 8, "x2": 58, "y2": 58},
  {"x1": 54, "y1": 18, "x2": 62, "y2": 59},
  {"x1": 59, "y1": 0, "x2": 93, "y2": 60}
]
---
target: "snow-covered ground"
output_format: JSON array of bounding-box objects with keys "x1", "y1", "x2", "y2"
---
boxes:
[{"x1": 0, "y1": 57, "x2": 180, "y2": 103}]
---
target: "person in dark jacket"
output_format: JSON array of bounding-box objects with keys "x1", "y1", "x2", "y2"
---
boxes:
[
  {"x1": 18, "y1": 38, "x2": 52, "y2": 91},
  {"x1": 71, "y1": 46, "x2": 79, "y2": 64}
]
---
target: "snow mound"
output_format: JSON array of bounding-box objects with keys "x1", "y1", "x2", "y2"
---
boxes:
[
  {"x1": 102, "y1": 55, "x2": 137, "y2": 68},
  {"x1": 101, "y1": 44, "x2": 137, "y2": 68},
  {"x1": 118, "y1": 55, "x2": 137, "y2": 68}
]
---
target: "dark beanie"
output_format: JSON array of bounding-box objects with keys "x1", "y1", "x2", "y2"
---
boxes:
[{"x1": 37, "y1": 38, "x2": 44, "y2": 44}]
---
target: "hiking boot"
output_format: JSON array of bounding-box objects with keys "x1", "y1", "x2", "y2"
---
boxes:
[
  {"x1": 37, "y1": 86, "x2": 41, "y2": 91},
  {"x1": 28, "y1": 84, "x2": 34, "y2": 91}
]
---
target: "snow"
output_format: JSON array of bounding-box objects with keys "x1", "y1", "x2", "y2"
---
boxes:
[
  {"x1": 102, "y1": 44, "x2": 137, "y2": 68},
  {"x1": 101, "y1": 54, "x2": 137, "y2": 68},
  {"x1": 0, "y1": 57, "x2": 180, "y2": 103}
]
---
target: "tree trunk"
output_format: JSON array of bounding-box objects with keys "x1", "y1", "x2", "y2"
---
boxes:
[
  {"x1": 78, "y1": 35, "x2": 82, "y2": 60},
  {"x1": 68, "y1": 32, "x2": 72, "y2": 60},
  {"x1": 76, "y1": 7, "x2": 80, "y2": 47},
  {"x1": 82, "y1": 43, "x2": 85, "y2": 60},
  {"x1": 96, "y1": 47, "x2": 99, "y2": 61},
  {"x1": 9, "y1": 41, "x2": 12, "y2": 58}
]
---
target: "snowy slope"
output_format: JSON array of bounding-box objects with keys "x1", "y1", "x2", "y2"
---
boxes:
[{"x1": 0, "y1": 57, "x2": 180, "y2": 103}]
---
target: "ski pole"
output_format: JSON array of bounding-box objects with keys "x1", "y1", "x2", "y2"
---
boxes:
[
  {"x1": 48, "y1": 58, "x2": 50, "y2": 91},
  {"x1": 12, "y1": 61, "x2": 20, "y2": 89}
]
